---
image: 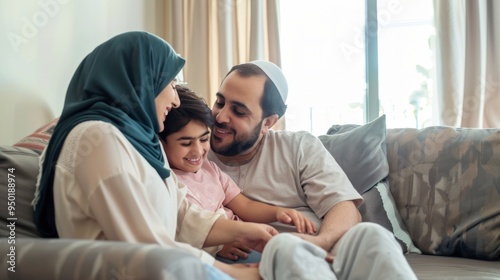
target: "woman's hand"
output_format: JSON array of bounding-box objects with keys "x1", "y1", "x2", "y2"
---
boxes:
[
  {"x1": 235, "y1": 222, "x2": 278, "y2": 253},
  {"x1": 204, "y1": 218, "x2": 278, "y2": 249},
  {"x1": 276, "y1": 208, "x2": 317, "y2": 234},
  {"x1": 217, "y1": 242, "x2": 252, "y2": 261}
]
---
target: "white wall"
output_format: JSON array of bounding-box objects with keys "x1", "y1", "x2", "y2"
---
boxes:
[{"x1": 0, "y1": 0, "x2": 164, "y2": 145}]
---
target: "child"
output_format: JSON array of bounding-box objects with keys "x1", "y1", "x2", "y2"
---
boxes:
[{"x1": 159, "y1": 85, "x2": 316, "y2": 263}]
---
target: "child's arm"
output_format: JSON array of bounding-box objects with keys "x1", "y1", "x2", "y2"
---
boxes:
[{"x1": 226, "y1": 194, "x2": 317, "y2": 234}]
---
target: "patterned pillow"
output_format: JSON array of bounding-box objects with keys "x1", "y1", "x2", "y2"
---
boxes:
[
  {"x1": 359, "y1": 180, "x2": 421, "y2": 254},
  {"x1": 13, "y1": 118, "x2": 59, "y2": 154},
  {"x1": 386, "y1": 127, "x2": 500, "y2": 260}
]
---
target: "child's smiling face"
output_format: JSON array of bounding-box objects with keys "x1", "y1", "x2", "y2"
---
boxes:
[{"x1": 163, "y1": 120, "x2": 211, "y2": 173}]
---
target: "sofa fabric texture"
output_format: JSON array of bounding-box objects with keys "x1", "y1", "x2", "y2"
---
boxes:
[
  {"x1": 386, "y1": 127, "x2": 500, "y2": 260},
  {"x1": 0, "y1": 146, "x2": 41, "y2": 238},
  {"x1": 405, "y1": 254, "x2": 500, "y2": 280}
]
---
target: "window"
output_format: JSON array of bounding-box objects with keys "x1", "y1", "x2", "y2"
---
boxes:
[{"x1": 280, "y1": 0, "x2": 435, "y2": 134}]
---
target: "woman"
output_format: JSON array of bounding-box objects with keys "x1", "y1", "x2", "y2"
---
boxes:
[{"x1": 32, "y1": 31, "x2": 276, "y2": 280}]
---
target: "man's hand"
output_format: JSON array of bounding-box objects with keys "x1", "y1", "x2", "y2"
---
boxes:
[
  {"x1": 217, "y1": 242, "x2": 252, "y2": 261},
  {"x1": 276, "y1": 208, "x2": 317, "y2": 234}
]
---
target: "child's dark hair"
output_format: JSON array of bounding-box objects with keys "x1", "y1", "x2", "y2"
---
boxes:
[{"x1": 159, "y1": 85, "x2": 214, "y2": 140}]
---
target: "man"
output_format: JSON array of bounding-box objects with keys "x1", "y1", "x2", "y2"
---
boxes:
[{"x1": 207, "y1": 60, "x2": 417, "y2": 279}]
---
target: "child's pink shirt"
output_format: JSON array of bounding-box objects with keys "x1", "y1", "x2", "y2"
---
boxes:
[{"x1": 173, "y1": 160, "x2": 242, "y2": 220}]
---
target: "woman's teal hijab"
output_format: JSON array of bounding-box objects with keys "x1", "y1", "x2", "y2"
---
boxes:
[{"x1": 33, "y1": 31, "x2": 185, "y2": 237}]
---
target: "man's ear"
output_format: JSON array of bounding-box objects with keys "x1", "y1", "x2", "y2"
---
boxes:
[{"x1": 261, "y1": 114, "x2": 279, "y2": 134}]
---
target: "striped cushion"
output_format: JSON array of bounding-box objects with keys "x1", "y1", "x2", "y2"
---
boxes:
[{"x1": 13, "y1": 118, "x2": 59, "y2": 154}]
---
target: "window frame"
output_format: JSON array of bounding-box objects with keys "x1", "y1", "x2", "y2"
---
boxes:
[{"x1": 365, "y1": 0, "x2": 380, "y2": 123}]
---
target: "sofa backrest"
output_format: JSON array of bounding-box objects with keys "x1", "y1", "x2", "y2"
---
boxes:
[
  {"x1": 385, "y1": 126, "x2": 500, "y2": 260},
  {"x1": 0, "y1": 146, "x2": 42, "y2": 237},
  {"x1": 0, "y1": 118, "x2": 58, "y2": 238}
]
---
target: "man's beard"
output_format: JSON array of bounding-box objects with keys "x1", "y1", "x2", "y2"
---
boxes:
[{"x1": 211, "y1": 120, "x2": 263, "y2": 156}]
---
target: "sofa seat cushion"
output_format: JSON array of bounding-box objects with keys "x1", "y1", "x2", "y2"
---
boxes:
[
  {"x1": 386, "y1": 127, "x2": 500, "y2": 260},
  {"x1": 405, "y1": 254, "x2": 500, "y2": 279},
  {"x1": 0, "y1": 146, "x2": 41, "y2": 238}
]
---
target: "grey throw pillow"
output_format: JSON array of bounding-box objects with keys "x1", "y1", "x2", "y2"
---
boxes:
[
  {"x1": 319, "y1": 115, "x2": 420, "y2": 254},
  {"x1": 359, "y1": 180, "x2": 421, "y2": 254},
  {"x1": 319, "y1": 114, "x2": 389, "y2": 194}
]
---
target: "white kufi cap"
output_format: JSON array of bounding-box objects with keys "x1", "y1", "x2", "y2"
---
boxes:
[{"x1": 249, "y1": 60, "x2": 288, "y2": 103}]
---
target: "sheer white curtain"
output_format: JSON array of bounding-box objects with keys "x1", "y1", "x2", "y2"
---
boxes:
[
  {"x1": 162, "y1": 0, "x2": 281, "y2": 107},
  {"x1": 434, "y1": 0, "x2": 500, "y2": 127}
]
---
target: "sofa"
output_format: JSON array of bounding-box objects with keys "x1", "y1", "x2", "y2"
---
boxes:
[{"x1": 1, "y1": 115, "x2": 499, "y2": 279}]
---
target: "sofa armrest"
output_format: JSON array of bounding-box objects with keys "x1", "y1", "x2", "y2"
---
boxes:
[{"x1": 1, "y1": 238, "x2": 212, "y2": 280}]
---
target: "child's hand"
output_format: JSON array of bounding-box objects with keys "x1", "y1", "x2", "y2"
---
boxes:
[
  {"x1": 217, "y1": 242, "x2": 252, "y2": 261},
  {"x1": 276, "y1": 208, "x2": 317, "y2": 234}
]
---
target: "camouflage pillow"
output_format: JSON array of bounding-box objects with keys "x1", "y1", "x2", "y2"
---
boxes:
[{"x1": 386, "y1": 127, "x2": 500, "y2": 260}]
